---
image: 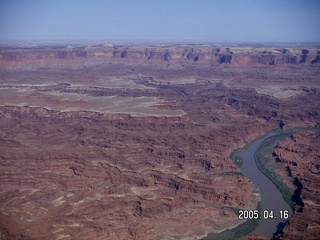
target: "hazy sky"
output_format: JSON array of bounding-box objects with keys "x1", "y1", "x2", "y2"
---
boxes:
[{"x1": 0, "y1": 0, "x2": 319, "y2": 43}]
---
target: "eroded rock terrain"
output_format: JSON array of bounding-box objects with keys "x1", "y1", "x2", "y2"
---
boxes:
[
  {"x1": 0, "y1": 44, "x2": 319, "y2": 239},
  {"x1": 273, "y1": 131, "x2": 320, "y2": 240},
  {"x1": 1, "y1": 45, "x2": 319, "y2": 68}
]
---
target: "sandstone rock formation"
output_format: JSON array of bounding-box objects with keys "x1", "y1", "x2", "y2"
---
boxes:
[
  {"x1": 0, "y1": 44, "x2": 319, "y2": 239},
  {"x1": 245, "y1": 234, "x2": 269, "y2": 240},
  {"x1": 273, "y1": 131, "x2": 320, "y2": 240},
  {"x1": 0, "y1": 45, "x2": 319, "y2": 68}
]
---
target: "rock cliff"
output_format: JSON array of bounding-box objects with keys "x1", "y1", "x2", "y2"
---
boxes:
[
  {"x1": 1, "y1": 45, "x2": 319, "y2": 68},
  {"x1": 273, "y1": 131, "x2": 320, "y2": 240}
]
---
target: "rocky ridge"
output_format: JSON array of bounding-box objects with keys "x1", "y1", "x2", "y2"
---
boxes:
[
  {"x1": 1, "y1": 45, "x2": 320, "y2": 68},
  {"x1": 273, "y1": 131, "x2": 320, "y2": 240}
]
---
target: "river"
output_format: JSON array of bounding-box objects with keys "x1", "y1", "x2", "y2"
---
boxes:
[{"x1": 238, "y1": 131, "x2": 293, "y2": 238}]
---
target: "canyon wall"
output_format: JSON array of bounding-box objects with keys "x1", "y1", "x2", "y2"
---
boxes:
[
  {"x1": 273, "y1": 131, "x2": 320, "y2": 240},
  {"x1": 1, "y1": 45, "x2": 320, "y2": 68}
]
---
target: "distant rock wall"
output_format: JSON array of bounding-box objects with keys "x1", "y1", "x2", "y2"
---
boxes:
[{"x1": 0, "y1": 45, "x2": 319, "y2": 67}]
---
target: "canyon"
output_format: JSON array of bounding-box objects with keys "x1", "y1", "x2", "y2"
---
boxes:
[{"x1": 0, "y1": 44, "x2": 319, "y2": 240}]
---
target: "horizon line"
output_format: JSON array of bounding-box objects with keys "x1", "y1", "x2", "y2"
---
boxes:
[{"x1": 1, "y1": 39, "x2": 320, "y2": 48}]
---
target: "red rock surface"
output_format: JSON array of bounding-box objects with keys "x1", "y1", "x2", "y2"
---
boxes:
[
  {"x1": 0, "y1": 44, "x2": 319, "y2": 239},
  {"x1": 273, "y1": 131, "x2": 320, "y2": 240},
  {"x1": 0, "y1": 45, "x2": 319, "y2": 68},
  {"x1": 245, "y1": 234, "x2": 269, "y2": 240}
]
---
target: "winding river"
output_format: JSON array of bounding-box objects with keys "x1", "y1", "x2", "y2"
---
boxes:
[{"x1": 237, "y1": 131, "x2": 293, "y2": 238}]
